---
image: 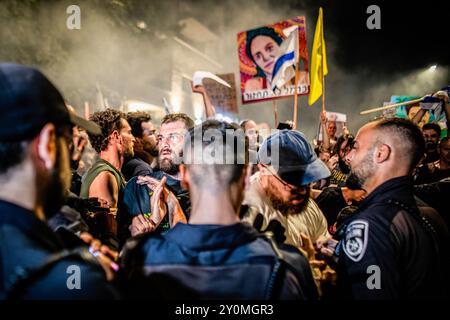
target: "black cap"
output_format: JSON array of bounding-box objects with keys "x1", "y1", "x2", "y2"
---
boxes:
[{"x1": 0, "y1": 63, "x2": 100, "y2": 141}]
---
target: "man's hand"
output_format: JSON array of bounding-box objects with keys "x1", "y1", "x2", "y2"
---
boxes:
[
  {"x1": 320, "y1": 111, "x2": 327, "y2": 125},
  {"x1": 327, "y1": 154, "x2": 339, "y2": 171},
  {"x1": 137, "y1": 175, "x2": 186, "y2": 226},
  {"x1": 316, "y1": 236, "x2": 338, "y2": 258},
  {"x1": 129, "y1": 214, "x2": 156, "y2": 237},
  {"x1": 79, "y1": 232, "x2": 119, "y2": 281},
  {"x1": 300, "y1": 233, "x2": 316, "y2": 260}
]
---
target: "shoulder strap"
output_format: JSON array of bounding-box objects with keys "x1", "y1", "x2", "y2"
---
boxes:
[
  {"x1": 5, "y1": 247, "x2": 101, "y2": 300},
  {"x1": 258, "y1": 231, "x2": 286, "y2": 300},
  {"x1": 387, "y1": 199, "x2": 437, "y2": 236}
]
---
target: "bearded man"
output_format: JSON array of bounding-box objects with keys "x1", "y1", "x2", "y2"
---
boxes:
[{"x1": 242, "y1": 130, "x2": 331, "y2": 251}]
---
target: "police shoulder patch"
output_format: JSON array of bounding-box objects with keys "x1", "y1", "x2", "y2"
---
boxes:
[{"x1": 343, "y1": 219, "x2": 369, "y2": 262}]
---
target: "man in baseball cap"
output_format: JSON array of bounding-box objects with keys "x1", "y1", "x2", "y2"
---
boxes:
[
  {"x1": 0, "y1": 63, "x2": 116, "y2": 299},
  {"x1": 242, "y1": 129, "x2": 331, "y2": 252}
]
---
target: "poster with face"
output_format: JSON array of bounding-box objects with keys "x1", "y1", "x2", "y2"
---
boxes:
[{"x1": 237, "y1": 16, "x2": 309, "y2": 104}]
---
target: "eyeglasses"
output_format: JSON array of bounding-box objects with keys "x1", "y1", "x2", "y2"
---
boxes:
[
  {"x1": 261, "y1": 163, "x2": 298, "y2": 191},
  {"x1": 157, "y1": 132, "x2": 185, "y2": 144}
]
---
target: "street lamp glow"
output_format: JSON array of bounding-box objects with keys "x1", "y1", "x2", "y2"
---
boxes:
[{"x1": 429, "y1": 65, "x2": 437, "y2": 72}]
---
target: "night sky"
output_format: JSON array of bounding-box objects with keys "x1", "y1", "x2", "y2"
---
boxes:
[{"x1": 305, "y1": 0, "x2": 449, "y2": 75}]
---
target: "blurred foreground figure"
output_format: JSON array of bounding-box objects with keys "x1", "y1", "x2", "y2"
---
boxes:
[{"x1": 0, "y1": 63, "x2": 117, "y2": 299}]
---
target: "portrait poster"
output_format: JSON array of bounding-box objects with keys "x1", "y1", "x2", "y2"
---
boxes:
[{"x1": 237, "y1": 16, "x2": 309, "y2": 104}]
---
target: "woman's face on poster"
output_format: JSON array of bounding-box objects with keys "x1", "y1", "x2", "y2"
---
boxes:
[{"x1": 250, "y1": 35, "x2": 280, "y2": 76}]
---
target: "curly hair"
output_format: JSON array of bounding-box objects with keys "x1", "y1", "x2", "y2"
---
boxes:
[
  {"x1": 127, "y1": 111, "x2": 152, "y2": 138},
  {"x1": 88, "y1": 108, "x2": 126, "y2": 153},
  {"x1": 161, "y1": 113, "x2": 194, "y2": 130}
]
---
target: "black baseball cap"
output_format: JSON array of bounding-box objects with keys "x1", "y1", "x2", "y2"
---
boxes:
[
  {"x1": 258, "y1": 130, "x2": 331, "y2": 186},
  {"x1": 0, "y1": 63, "x2": 101, "y2": 141}
]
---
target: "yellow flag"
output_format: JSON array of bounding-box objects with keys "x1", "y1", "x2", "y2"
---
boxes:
[{"x1": 308, "y1": 7, "x2": 328, "y2": 106}]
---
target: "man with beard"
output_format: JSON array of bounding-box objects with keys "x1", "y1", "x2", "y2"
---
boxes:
[
  {"x1": 415, "y1": 136, "x2": 450, "y2": 184},
  {"x1": 421, "y1": 122, "x2": 441, "y2": 164},
  {"x1": 122, "y1": 111, "x2": 158, "y2": 181},
  {"x1": 318, "y1": 118, "x2": 447, "y2": 299},
  {"x1": 0, "y1": 63, "x2": 117, "y2": 299},
  {"x1": 121, "y1": 120, "x2": 318, "y2": 300},
  {"x1": 242, "y1": 130, "x2": 331, "y2": 252},
  {"x1": 123, "y1": 113, "x2": 193, "y2": 237},
  {"x1": 80, "y1": 108, "x2": 135, "y2": 247}
]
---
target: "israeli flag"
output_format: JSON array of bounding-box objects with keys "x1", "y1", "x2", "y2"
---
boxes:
[
  {"x1": 271, "y1": 26, "x2": 299, "y2": 93},
  {"x1": 420, "y1": 96, "x2": 444, "y2": 120}
]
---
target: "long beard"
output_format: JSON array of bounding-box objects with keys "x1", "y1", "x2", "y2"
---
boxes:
[
  {"x1": 269, "y1": 195, "x2": 309, "y2": 215},
  {"x1": 158, "y1": 150, "x2": 183, "y2": 175}
]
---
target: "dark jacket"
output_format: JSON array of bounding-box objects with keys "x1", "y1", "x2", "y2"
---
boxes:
[
  {"x1": 121, "y1": 222, "x2": 318, "y2": 300},
  {"x1": 122, "y1": 157, "x2": 153, "y2": 182},
  {"x1": 335, "y1": 176, "x2": 447, "y2": 299},
  {"x1": 0, "y1": 200, "x2": 118, "y2": 299}
]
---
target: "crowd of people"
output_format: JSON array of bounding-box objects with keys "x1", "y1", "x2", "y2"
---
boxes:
[{"x1": 0, "y1": 62, "x2": 449, "y2": 300}]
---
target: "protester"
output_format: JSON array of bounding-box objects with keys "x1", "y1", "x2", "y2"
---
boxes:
[
  {"x1": 80, "y1": 108, "x2": 135, "y2": 248},
  {"x1": 319, "y1": 111, "x2": 337, "y2": 152},
  {"x1": 121, "y1": 120, "x2": 318, "y2": 300},
  {"x1": 318, "y1": 118, "x2": 447, "y2": 299},
  {"x1": 122, "y1": 111, "x2": 157, "y2": 181},
  {"x1": 415, "y1": 136, "x2": 450, "y2": 184},
  {"x1": 315, "y1": 175, "x2": 366, "y2": 232},
  {"x1": 240, "y1": 119, "x2": 259, "y2": 151},
  {"x1": 0, "y1": 63, "x2": 118, "y2": 299},
  {"x1": 123, "y1": 113, "x2": 193, "y2": 236},
  {"x1": 421, "y1": 122, "x2": 441, "y2": 164},
  {"x1": 242, "y1": 130, "x2": 331, "y2": 252},
  {"x1": 328, "y1": 134, "x2": 354, "y2": 187}
]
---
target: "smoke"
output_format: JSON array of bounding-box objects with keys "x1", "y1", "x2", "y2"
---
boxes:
[{"x1": 0, "y1": 0, "x2": 448, "y2": 141}]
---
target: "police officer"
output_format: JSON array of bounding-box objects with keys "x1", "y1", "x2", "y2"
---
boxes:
[
  {"x1": 318, "y1": 118, "x2": 446, "y2": 299},
  {"x1": 0, "y1": 63, "x2": 118, "y2": 299}
]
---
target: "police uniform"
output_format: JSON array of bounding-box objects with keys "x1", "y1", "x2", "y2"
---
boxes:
[
  {"x1": 335, "y1": 176, "x2": 446, "y2": 299},
  {"x1": 0, "y1": 200, "x2": 118, "y2": 299}
]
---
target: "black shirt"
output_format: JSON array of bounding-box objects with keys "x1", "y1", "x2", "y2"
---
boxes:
[{"x1": 122, "y1": 157, "x2": 153, "y2": 182}]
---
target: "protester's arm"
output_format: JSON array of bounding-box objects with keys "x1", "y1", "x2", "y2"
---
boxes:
[
  {"x1": 88, "y1": 171, "x2": 118, "y2": 208},
  {"x1": 433, "y1": 90, "x2": 450, "y2": 135},
  {"x1": 192, "y1": 83, "x2": 216, "y2": 118},
  {"x1": 411, "y1": 108, "x2": 426, "y2": 125},
  {"x1": 88, "y1": 172, "x2": 118, "y2": 238},
  {"x1": 320, "y1": 111, "x2": 331, "y2": 152}
]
